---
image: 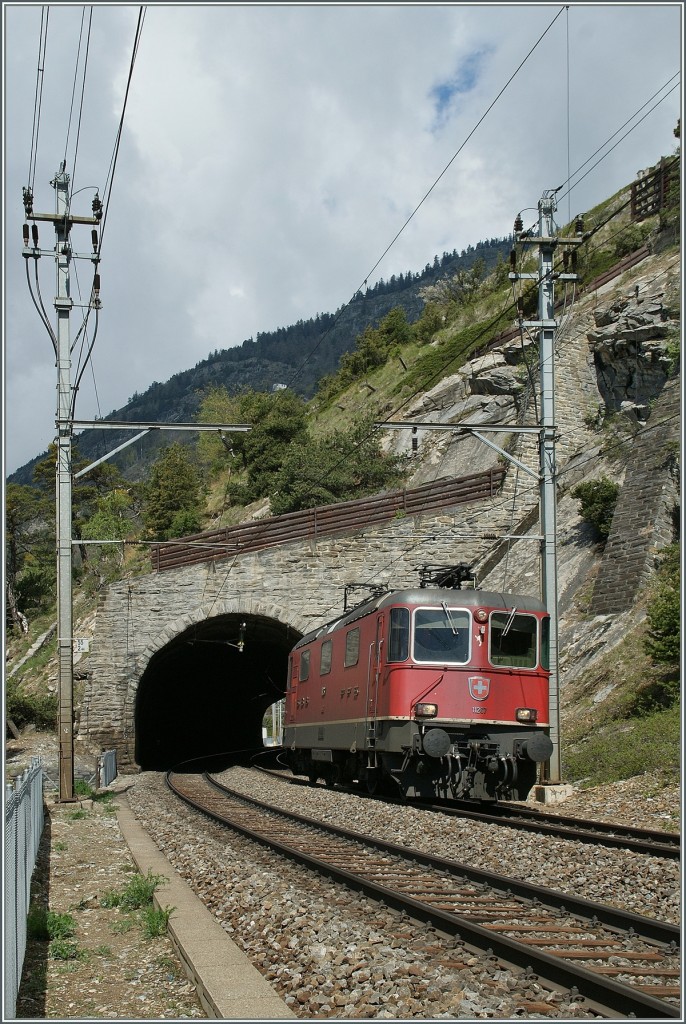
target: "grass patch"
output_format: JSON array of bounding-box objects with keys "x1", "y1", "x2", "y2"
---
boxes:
[
  {"x1": 561, "y1": 609, "x2": 681, "y2": 788},
  {"x1": 101, "y1": 869, "x2": 173, "y2": 941},
  {"x1": 562, "y1": 704, "x2": 680, "y2": 787},
  {"x1": 140, "y1": 904, "x2": 174, "y2": 938},
  {"x1": 398, "y1": 309, "x2": 512, "y2": 396},
  {"x1": 49, "y1": 938, "x2": 87, "y2": 961},
  {"x1": 101, "y1": 868, "x2": 167, "y2": 911},
  {"x1": 109, "y1": 917, "x2": 135, "y2": 935},
  {"x1": 27, "y1": 907, "x2": 76, "y2": 941}
]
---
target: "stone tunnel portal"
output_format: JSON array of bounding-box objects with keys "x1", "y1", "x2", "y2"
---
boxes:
[{"x1": 135, "y1": 612, "x2": 301, "y2": 770}]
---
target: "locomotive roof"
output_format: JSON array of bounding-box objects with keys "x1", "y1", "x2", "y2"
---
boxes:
[{"x1": 293, "y1": 588, "x2": 548, "y2": 649}]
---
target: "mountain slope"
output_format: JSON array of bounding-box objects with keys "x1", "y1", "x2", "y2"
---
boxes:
[{"x1": 8, "y1": 238, "x2": 510, "y2": 486}]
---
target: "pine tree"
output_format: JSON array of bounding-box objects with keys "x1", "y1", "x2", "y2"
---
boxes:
[{"x1": 142, "y1": 443, "x2": 204, "y2": 540}]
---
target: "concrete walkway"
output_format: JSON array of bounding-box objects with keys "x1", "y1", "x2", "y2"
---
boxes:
[{"x1": 116, "y1": 794, "x2": 295, "y2": 1020}]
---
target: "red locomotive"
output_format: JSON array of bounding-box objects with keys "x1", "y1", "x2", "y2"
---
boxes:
[{"x1": 282, "y1": 565, "x2": 553, "y2": 802}]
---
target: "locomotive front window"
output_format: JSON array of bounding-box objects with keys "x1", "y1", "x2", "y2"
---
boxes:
[
  {"x1": 344, "y1": 627, "x2": 360, "y2": 667},
  {"x1": 299, "y1": 649, "x2": 311, "y2": 681},
  {"x1": 412, "y1": 607, "x2": 470, "y2": 664},
  {"x1": 489, "y1": 611, "x2": 537, "y2": 668},
  {"x1": 388, "y1": 607, "x2": 410, "y2": 662},
  {"x1": 320, "y1": 639, "x2": 332, "y2": 675}
]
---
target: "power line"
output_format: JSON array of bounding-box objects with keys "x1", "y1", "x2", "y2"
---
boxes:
[
  {"x1": 27, "y1": 7, "x2": 49, "y2": 193},
  {"x1": 63, "y1": 6, "x2": 94, "y2": 199},
  {"x1": 99, "y1": 6, "x2": 146, "y2": 255},
  {"x1": 285, "y1": 5, "x2": 567, "y2": 391}
]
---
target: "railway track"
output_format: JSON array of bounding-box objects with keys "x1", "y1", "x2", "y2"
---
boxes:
[
  {"x1": 416, "y1": 799, "x2": 681, "y2": 860},
  {"x1": 257, "y1": 765, "x2": 680, "y2": 859},
  {"x1": 167, "y1": 770, "x2": 680, "y2": 1019}
]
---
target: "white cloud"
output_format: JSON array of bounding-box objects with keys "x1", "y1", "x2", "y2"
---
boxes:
[{"x1": 4, "y1": 2, "x2": 681, "y2": 474}]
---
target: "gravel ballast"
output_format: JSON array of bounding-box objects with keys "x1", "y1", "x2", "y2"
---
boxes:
[{"x1": 127, "y1": 768, "x2": 680, "y2": 1019}]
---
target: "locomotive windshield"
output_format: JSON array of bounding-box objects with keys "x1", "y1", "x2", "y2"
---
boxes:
[
  {"x1": 489, "y1": 611, "x2": 538, "y2": 668},
  {"x1": 412, "y1": 607, "x2": 470, "y2": 664}
]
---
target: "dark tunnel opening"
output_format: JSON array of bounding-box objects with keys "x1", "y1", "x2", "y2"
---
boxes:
[{"x1": 135, "y1": 613, "x2": 300, "y2": 770}]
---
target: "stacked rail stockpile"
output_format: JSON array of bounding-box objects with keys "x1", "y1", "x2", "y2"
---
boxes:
[{"x1": 151, "y1": 468, "x2": 506, "y2": 572}]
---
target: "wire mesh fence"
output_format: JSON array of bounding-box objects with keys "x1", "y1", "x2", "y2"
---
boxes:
[{"x1": 4, "y1": 757, "x2": 44, "y2": 1020}]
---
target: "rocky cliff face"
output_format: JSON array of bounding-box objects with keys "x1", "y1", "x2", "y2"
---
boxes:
[{"x1": 394, "y1": 246, "x2": 680, "y2": 706}]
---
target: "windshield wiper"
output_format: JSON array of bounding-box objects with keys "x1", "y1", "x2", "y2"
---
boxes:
[
  {"x1": 441, "y1": 601, "x2": 459, "y2": 635},
  {"x1": 502, "y1": 606, "x2": 518, "y2": 637}
]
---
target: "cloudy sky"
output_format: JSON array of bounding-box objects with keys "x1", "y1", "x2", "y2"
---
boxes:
[{"x1": 3, "y1": 2, "x2": 681, "y2": 475}]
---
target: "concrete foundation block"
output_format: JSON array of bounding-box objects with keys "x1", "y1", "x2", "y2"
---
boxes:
[{"x1": 533, "y1": 783, "x2": 575, "y2": 806}]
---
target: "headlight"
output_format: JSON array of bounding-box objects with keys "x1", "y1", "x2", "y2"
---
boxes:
[
  {"x1": 415, "y1": 702, "x2": 438, "y2": 717},
  {"x1": 516, "y1": 707, "x2": 537, "y2": 722}
]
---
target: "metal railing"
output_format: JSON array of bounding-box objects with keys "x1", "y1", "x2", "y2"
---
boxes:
[
  {"x1": 96, "y1": 750, "x2": 117, "y2": 789},
  {"x1": 151, "y1": 468, "x2": 506, "y2": 572},
  {"x1": 4, "y1": 757, "x2": 44, "y2": 1020}
]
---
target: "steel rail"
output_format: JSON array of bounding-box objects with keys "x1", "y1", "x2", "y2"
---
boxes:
[
  {"x1": 167, "y1": 771, "x2": 679, "y2": 1019},
  {"x1": 259, "y1": 765, "x2": 680, "y2": 859},
  {"x1": 414, "y1": 799, "x2": 681, "y2": 859}
]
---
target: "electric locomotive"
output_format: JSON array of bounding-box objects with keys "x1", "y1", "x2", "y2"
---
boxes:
[{"x1": 283, "y1": 566, "x2": 553, "y2": 802}]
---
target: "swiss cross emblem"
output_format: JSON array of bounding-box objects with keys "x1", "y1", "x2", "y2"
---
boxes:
[{"x1": 468, "y1": 676, "x2": 490, "y2": 701}]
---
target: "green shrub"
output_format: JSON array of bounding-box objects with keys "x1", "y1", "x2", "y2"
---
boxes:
[
  {"x1": 5, "y1": 682, "x2": 57, "y2": 731},
  {"x1": 571, "y1": 477, "x2": 620, "y2": 541},
  {"x1": 644, "y1": 544, "x2": 680, "y2": 667}
]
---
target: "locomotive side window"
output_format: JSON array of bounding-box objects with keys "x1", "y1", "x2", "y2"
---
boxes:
[
  {"x1": 388, "y1": 607, "x2": 410, "y2": 661},
  {"x1": 344, "y1": 627, "x2": 360, "y2": 667},
  {"x1": 489, "y1": 612, "x2": 537, "y2": 668},
  {"x1": 540, "y1": 617, "x2": 550, "y2": 670},
  {"x1": 299, "y1": 649, "x2": 311, "y2": 681},
  {"x1": 413, "y1": 607, "x2": 470, "y2": 664},
  {"x1": 320, "y1": 639, "x2": 332, "y2": 675}
]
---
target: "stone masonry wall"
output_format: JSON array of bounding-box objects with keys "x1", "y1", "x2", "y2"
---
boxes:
[
  {"x1": 589, "y1": 375, "x2": 680, "y2": 615},
  {"x1": 83, "y1": 494, "x2": 519, "y2": 766}
]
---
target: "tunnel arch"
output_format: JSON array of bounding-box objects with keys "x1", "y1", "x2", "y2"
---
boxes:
[{"x1": 132, "y1": 605, "x2": 302, "y2": 770}]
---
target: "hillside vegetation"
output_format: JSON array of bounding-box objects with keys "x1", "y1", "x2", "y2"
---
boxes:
[{"x1": 6, "y1": 153, "x2": 680, "y2": 790}]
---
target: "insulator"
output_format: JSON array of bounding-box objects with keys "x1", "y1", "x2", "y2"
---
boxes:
[
  {"x1": 571, "y1": 250, "x2": 578, "y2": 271},
  {"x1": 514, "y1": 214, "x2": 523, "y2": 233},
  {"x1": 22, "y1": 223, "x2": 30, "y2": 246},
  {"x1": 92, "y1": 194, "x2": 103, "y2": 220},
  {"x1": 563, "y1": 250, "x2": 569, "y2": 269},
  {"x1": 575, "y1": 215, "x2": 584, "y2": 235},
  {"x1": 91, "y1": 229, "x2": 98, "y2": 252},
  {"x1": 517, "y1": 298, "x2": 524, "y2": 316},
  {"x1": 31, "y1": 224, "x2": 39, "y2": 246},
  {"x1": 509, "y1": 248, "x2": 517, "y2": 269},
  {"x1": 411, "y1": 427, "x2": 418, "y2": 454},
  {"x1": 22, "y1": 186, "x2": 33, "y2": 217},
  {"x1": 93, "y1": 273, "x2": 101, "y2": 294}
]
